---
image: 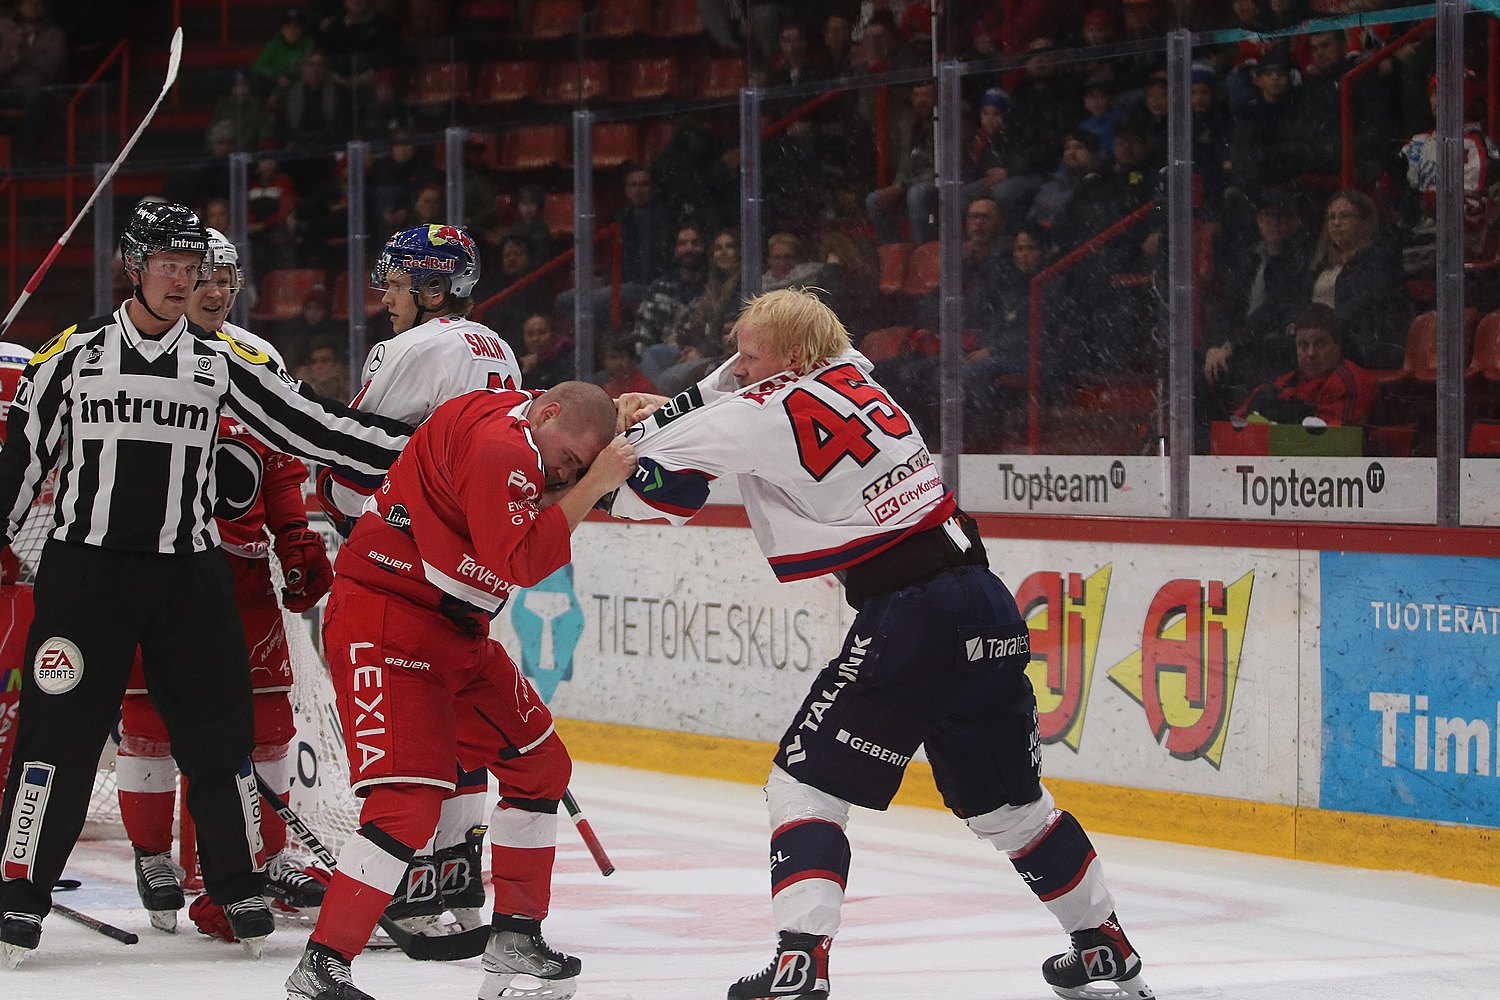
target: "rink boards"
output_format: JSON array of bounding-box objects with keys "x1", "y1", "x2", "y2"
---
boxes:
[{"x1": 484, "y1": 509, "x2": 1500, "y2": 887}]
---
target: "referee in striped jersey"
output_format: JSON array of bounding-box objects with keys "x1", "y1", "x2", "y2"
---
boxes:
[{"x1": 0, "y1": 202, "x2": 411, "y2": 965}]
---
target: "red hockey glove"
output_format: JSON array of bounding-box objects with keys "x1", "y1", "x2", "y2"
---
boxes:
[
  {"x1": 189, "y1": 895, "x2": 237, "y2": 942},
  {"x1": 274, "y1": 524, "x2": 333, "y2": 614}
]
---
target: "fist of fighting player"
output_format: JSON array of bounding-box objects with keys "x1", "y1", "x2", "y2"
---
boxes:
[
  {"x1": 314, "y1": 466, "x2": 360, "y2": 539},
  {"x1": 274, "y1": 524, "x2": 333, "y2": 614}
]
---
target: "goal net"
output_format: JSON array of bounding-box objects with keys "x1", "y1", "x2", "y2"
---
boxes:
[{"x1": 5, "y1": 481, "x2": 360, "y2": 869}]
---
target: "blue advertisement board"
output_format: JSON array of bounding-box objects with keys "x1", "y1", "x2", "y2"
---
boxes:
[{"x1": 1320, "y1": 551, "x2": 1500, "y2": 828}]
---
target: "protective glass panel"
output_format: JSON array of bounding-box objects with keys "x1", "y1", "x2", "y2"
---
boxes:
[
  {"x1": 589, "y1": 102, "x2": 742, "y2": 398},
  {"x1": 952, "y1": 42, "x2": 1172, "y2": 515},
  {"x1": 463, "y1": 116, "x2": 572, "y2": 383},
  {"x1": 1192, "y1": 13, "x2": 1439, "y2": 524}
]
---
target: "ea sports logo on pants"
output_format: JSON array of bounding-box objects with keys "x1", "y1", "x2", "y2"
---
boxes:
[{"x1": 34, "y1": 637, "x2": 84, "y2": 695}]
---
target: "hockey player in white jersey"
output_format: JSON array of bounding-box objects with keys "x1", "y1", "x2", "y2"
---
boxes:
[
  {"x1": 612, "y1": 289, "x2": 1154, "y2": 1000},
  {"x1": 317, "y1": 223, "x2": 523, "y2": 936}
]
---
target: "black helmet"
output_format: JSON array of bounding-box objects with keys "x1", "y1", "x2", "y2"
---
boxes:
[{"x1": 120, "y1": 200, "x2": 210, "y2": 282}]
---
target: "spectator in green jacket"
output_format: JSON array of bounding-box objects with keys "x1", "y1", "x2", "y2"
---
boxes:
[{"x1": 252, "y1": 8, "x2": 315, "y2": 104}]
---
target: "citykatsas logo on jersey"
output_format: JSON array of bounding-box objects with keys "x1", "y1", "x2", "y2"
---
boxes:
[
  {"x1": 1108, "y1": 573, "x2": 1253, "y2": 767},
  {"x1": 1021, "y1": 565, "x2": 1111, "y2": 752}
]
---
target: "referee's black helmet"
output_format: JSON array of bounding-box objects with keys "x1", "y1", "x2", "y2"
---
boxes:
[{"x1": 120, "y1": 201, "x2": 211, "y2": 283}]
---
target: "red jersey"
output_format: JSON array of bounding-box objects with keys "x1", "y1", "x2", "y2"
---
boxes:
[
  {"x1": 334, "y1": 390, "x2": 570, "y2": 617},
  {"x1": 214, "y1": 415, "x2": 310, "y2": 558}
]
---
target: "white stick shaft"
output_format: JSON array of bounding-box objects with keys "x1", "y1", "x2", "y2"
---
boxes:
[{"x1": 0, "y1": 27, "x2": 184, "y2": 336}]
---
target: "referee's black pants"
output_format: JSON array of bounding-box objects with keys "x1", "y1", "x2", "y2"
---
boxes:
[{"x1": 0, "y1": 540, "x2": 264, "y2": 921}]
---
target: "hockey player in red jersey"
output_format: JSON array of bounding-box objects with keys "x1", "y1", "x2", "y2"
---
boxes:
[
  {"x1": 114, "y1": 230, "x2": 333, "y2": 934},
  {"x1": 285, "y1": 381, "x2": 634, "y2": 1000},
  {"x1": 613, "y1": 289, "x2": 1154, "y2": 1000},
  {"x1": 318, "y1": 223, "x2": 525, "y2": 935}
]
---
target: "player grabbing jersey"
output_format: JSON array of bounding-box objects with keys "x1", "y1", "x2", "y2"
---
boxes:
[
  {"x1": 317, "y1": 223, "x2": 524, "y2": 935},
  {"x1": 284, "y1": 382, "x2": 633, "y2": 1000},
  {"x1": 611, "y1": 289, "x2": 1154, "y2": 1000},
  {"x1": 113, "y1": 230, "x2": 332, "y2": 935}
]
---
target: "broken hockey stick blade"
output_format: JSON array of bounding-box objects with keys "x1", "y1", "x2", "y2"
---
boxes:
[
  {"x1": 0, "y1": 26, "x2": 185, "y2": 336},
  {"x1": 52, "y1": 902, "x2": 138, "y2": 945},
  {"x1": 253, "y1": 772, "x2": 488, "y2": 962},
  {"x1": 562, "y1": 790, "x2": 614, "y2": 876}
]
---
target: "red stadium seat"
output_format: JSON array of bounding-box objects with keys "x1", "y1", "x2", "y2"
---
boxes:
[
  {"x1": 877, "y1": 243, "x2": 913, "y2": 296},
  {"x1": 588, "y1": 0, "x2": 650, "y2": 37},
  {"x1": 613, "y1": 57, "x2": 679, "y2": 101},
  {"x1": 514, "y1": 0, "x2": 583, "y2": 39},
  {"x1": 591, "y1": 122, "x2": 639, "y2": 169},
  {"x1": 1468, "y1": 311, "x2": 1500, "y2": 381},
  {"x1": 650, "y1": 0, "x2": 704, "y2": 37},
  {"x1": 858, "y1": 326, "x2": 915, "y2": 362},
  {"x1": 900, "y1": 242, "x2": 940, "y2": 297},
  {"x1": 697, "y1": 58, "x2": 746, "y2": 99},
  {"x1": 332, "y1": 271, "x2": 384, "y2": 322},
  {"x1": 409, "y1": 62, "x2": 471, "y2": 107},
  {"x1": 252, "y1": 269, "x2": 326, "y2": 323},
  {"x1": 1468, "y1": 421, "x2": 1500, "y2": 456},
  {"x1": 638, "y1": 120, "x2": 674, "y2": 163},
  {"x1": 497, "y1": 126, "x2": 568, "y2": 171},
  {"x1": 537, "y1": 60, "x2": 610, "y2": 105},
  {"x1": 543, "y1": 192, "x2": 575, "y2": 236},
  {"x1": 472, "y1": 61, "x2": 541, "y2": 106},
  {"x1": 1393, "y1": 309, "x2": 1478, "y2": 385}
]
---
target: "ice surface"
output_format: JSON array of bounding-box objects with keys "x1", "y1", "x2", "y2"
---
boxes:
[{"x1": 7, "y1": 762, "x2": 1499, "y2": 999}]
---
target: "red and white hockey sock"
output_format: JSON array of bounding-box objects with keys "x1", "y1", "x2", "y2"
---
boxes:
[
  {"x1": 436, "y1": 770, "x2": 488, "y2": 851},
  {"x1": 115, "y1": 737, "x2": 176, "y2": 856},
  {"x1": 252, "y1": 743, "x2": 291, "y2": 858},
  {"x1": 488, "y1": 797, "x2": 558, "y2": 920},
  {"x1": 1007, "y1": 809, "x2": 1116, "y2": 932},
  {"x1": 769, "y1": 819, "x2": 851, "y2": 938},
  {"x1": 310, "y1": 784, "x2": 443, "y2": 960}
]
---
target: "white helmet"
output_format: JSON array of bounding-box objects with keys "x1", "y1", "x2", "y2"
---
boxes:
[{"x1": 205, "y1": 227, "x2": 243, "y2": 293}]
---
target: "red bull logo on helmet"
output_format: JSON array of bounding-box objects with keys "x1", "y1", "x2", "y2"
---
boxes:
[
  {"x1": 428, "y1": 225, "x2": 475, "y2": 257},
  {"x1": 401, "y1": 254, "x2": 457, "y2": 272}
]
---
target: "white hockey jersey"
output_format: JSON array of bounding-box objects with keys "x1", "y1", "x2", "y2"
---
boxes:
[
  {"x1": 326, "y1": 314, "x2": 522, "y2": 517},
  {"x1": 610, "y1": 350, "x2": 956, "y2": 582}
]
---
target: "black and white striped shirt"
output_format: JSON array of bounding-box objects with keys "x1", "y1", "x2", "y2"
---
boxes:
[{"x1": 0, "y1": 304, "x2": 411, "y2": 555}]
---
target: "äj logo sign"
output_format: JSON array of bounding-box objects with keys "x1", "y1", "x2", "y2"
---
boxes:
[
  {"x1": 1019, "y1": 565, "x2": 1112, "y2": 751},
  {"x1": 1108, "y1": 574, "x2": 1253, "y2": 766}
]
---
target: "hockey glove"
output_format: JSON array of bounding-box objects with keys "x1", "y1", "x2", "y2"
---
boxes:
[
  {"x1": 315, "y1": 466, "x2": 361, "y2": 540},
  {"x1": 189, "y1": 895, "x2": 237, "y2": 942},
  {"x1": 275, "y1": 524, "x2": 333, "y2": 614}
]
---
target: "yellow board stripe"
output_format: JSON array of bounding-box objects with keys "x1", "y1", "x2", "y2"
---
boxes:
[{"x1": 555, "y1": 716, "x2": 1500, "y2": 888}]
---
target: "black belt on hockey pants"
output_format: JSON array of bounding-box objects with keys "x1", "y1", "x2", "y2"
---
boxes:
[{"x1": 838, "y1": 509, "x2": 988, "y2": 611}]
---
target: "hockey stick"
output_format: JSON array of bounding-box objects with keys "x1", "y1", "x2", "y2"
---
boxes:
[
  {"x1": 52, "y1": 902, "x2": 138, "y2": 945},
  {"x1": 0, "y1": 26, "x2": 185, "y2": 337},
  {"x1": 253, "y1": 773, "x2": 489, "y2": 962},
  {"x1": 561, "y1": 791, "x2": 614, "y2": 876}
]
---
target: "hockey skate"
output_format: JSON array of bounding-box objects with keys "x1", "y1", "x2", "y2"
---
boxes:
[
  {"x1": 285, "y1": 941, "x2": 376, "y2": 1000},
  {"x1": 385, "y1": 855, "x2": 443, "y2": 936},
  {"x1": 1042, "y1": 914, "x2": 1154, "y2": 1000},
  {"x1": 727, "y1": 931, "x2": 831, "y2": 1000},
  {"x1": 265, "y1": 851, "x2": 328, "y2": 910},
  {"x1": 435, "y1": 826, "x2": 487, "y2": 931},
  {"x1": 477, "y1": 926, "x2": 581, "y2": 1000},
  {"x1": 224, "y1": 895, "x2": 275, "y2": 958},
  {"x1": 0, "y1": 912, "x2": 42, "y2": 969},
  {"x1": 133, "y1": 846, "x2": 186, "y2": 933}
]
